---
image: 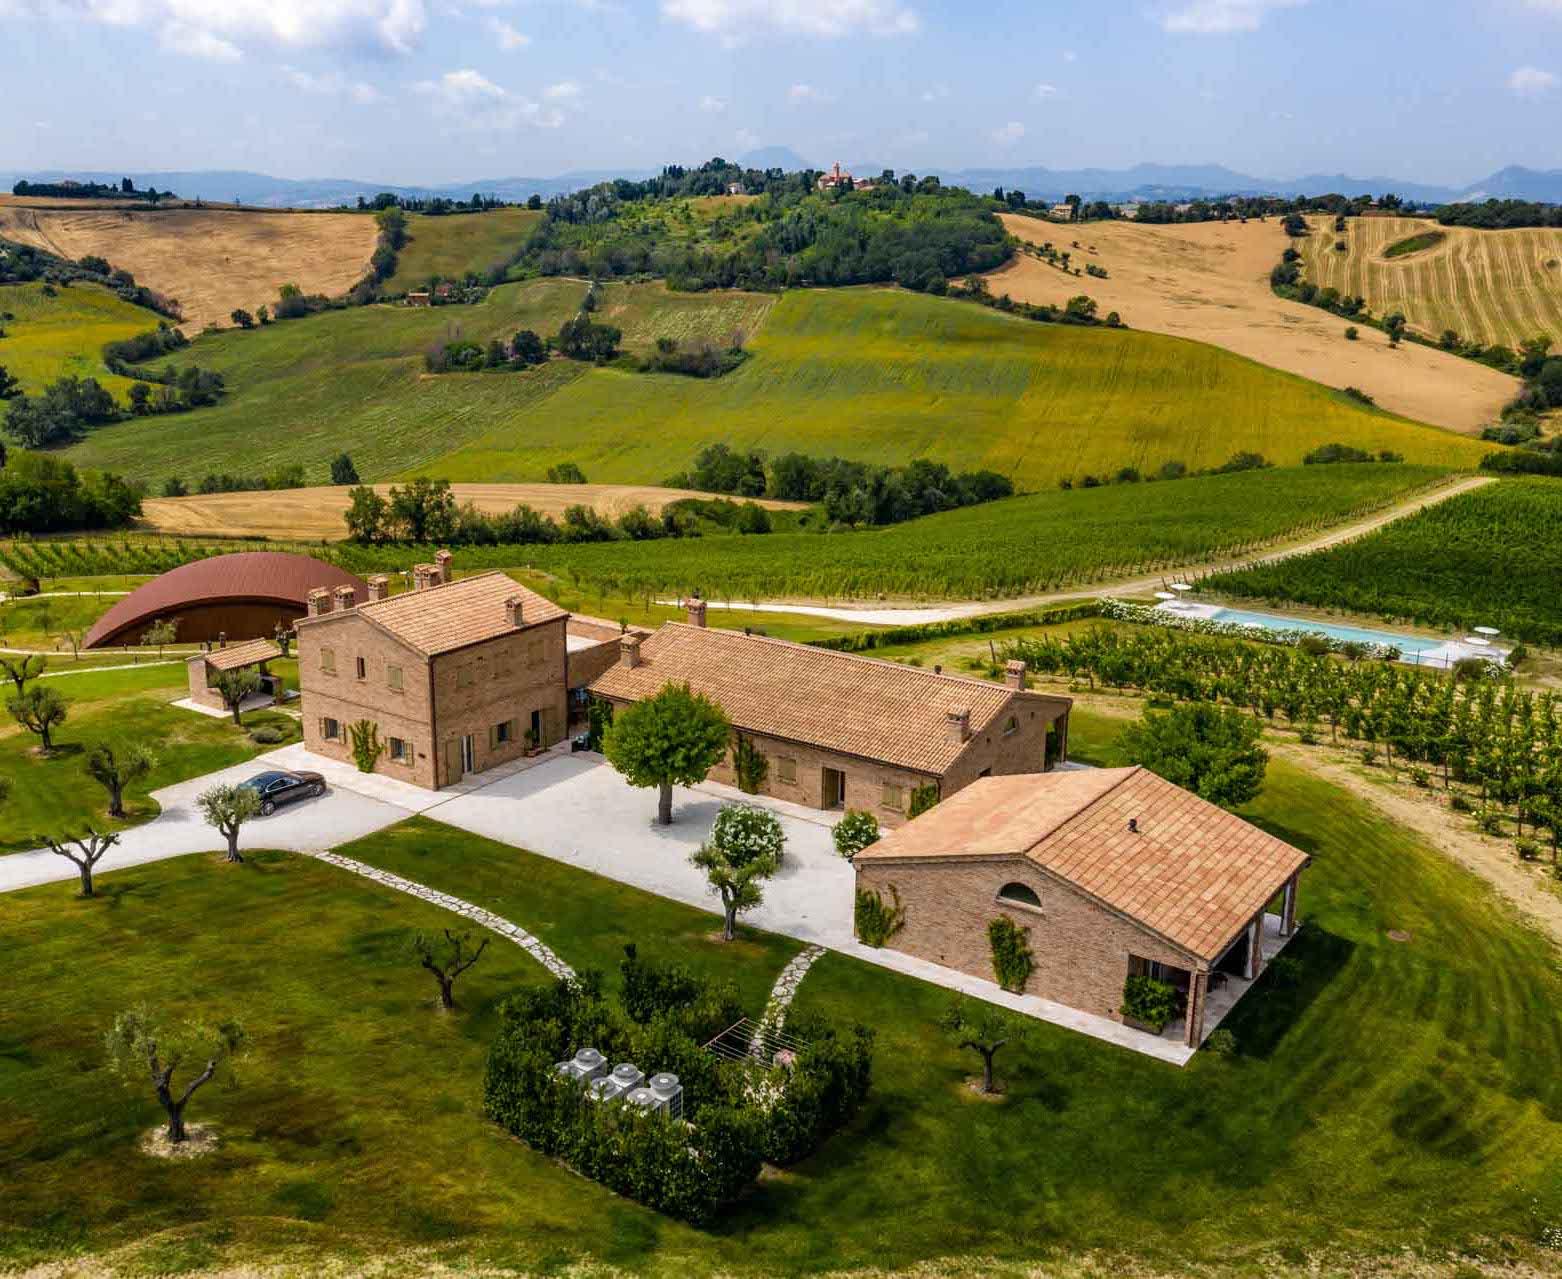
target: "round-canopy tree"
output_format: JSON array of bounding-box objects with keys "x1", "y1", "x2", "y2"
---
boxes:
[
  {"x1": 1120, "y1": 701, "x2": 1268, "y2": 810},
  {"x1": 603, "y1": 682, "x2": 731, "y2": 825}
]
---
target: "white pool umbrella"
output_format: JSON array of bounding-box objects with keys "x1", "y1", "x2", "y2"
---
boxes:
[
  {"x1": 1154, "y1": 591, "x2": 1177, "y2": 601},
  {"x1": 1464, "y1": 636, "x2": 1490, "y2": 647},
  {"x1": 1473, "y1": 626, "x2": 1500, "y2": 637}
]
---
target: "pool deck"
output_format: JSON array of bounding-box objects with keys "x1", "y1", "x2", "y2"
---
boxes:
[{"x1": 1153, "y1": 601, "x2": 1507, "y2": 670}]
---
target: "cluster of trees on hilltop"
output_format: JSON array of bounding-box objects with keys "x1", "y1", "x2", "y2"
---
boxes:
[
  {"x1": 665, "y1": 443, "x2": 1014, "y2": 527},
  {"x1": 1435, "y1": 200, "x2": 1562, "y2": 229},
  {"x1": 524, "y1": 180, "x2": 1009, "y2": 293},
  {"x1": 355, "y1": 192, "x2": 509, "y2": 215},
  {"x1": 1130, "y1": 192, "x2": 1404, "y2": 225},
  {"x1": 12, "y1": 177, "x2": 172, "y2": 202}
]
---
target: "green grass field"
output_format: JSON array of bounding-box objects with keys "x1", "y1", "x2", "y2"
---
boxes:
[
  {"x1": 1201, "y1": 475, "x2": 1562, "y2": 645},
  {"x1": 423, "y1": 287, "x2": 1490, "y2": 489},
  {"x1": 0, "y1": 281, "x2": 163, "y2": 401},
  {"x1": 0, "y1": 662, "x2": 301, "y2": 850},
  {"x1": 5, "y1": 717, "x2": 1562, "y2": 1275},
  {"x1": 383, "y1": 208, "x2": 543, "y2": 294},
  {"x1": 60, "y1": 283, "x2": 1488, "y2": 492},
  {"x1": 482, "y1": 463, "x2": 1450, "y2": 600}
]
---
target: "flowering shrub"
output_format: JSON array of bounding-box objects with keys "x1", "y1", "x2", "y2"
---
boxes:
[{"x1": 833, "y1": 809, "x2": 880, "y2": 859}]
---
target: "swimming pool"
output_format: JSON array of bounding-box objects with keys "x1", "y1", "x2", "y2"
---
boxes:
[{"x1": 1206, "y1": 607, "x2": 1451, "y2": 660}]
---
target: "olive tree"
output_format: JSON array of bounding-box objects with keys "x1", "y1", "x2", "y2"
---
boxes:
[
  {"x1": 691, "y1": 804, "x2": 785, "y2": 941},
  {"x1": 0, "y1": 652, "x2": 46, "y2": 697},
  {"x1": 198, "y1": 784, "x2": 261, "y2": 863},
  {"x1": 8, "y1": 684, "x2": 67, "y2": 752},
  {"x1": 603, "y1": 682, "x2": 731, "y2": 825},
  {"x1": 412, "y1": 928, "x2": 489, "y2": 1010},
  {"x1": 940, "y1": 998, "x2": 1028, "y2": 1095},
  {"x1": 213, "y1": 668, "x2": 262, "y2": 725},
  {"x1": 140, "y1": 618, "x2": 178, "y2": 660},
  {"x1": 85, "y1": 741, "x2": 155, "y2": 818},
  {"x1": 105, "y1": 1007, "x2": 246, "y2": 1145},
  {"x1": 40, "y1": 827, "x2": 121, "y2": 897}
]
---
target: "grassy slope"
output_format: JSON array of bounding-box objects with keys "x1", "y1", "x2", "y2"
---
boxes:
[
  {"x1": 0, "y1": 281, "x2": 162, "y2": 400},
  {"x1": 1300, "y1": 214, "x2": 1562, "y2": 348},
  {"x1": 1201, "y1": 475, "x2": 1562, "y2": 644},
  {"x1": 472, "y1": 463, "x2": 1450, "y2": 600},
  {"x1": 427, "y1": 288, "x2": 1490, "y2": 489},
  {"x1": 384, "y1": 208, "x2": 543, "y2": 293},
  {"x1": 6, "y1": 732, "x2": 1562, "y2": 1273},
  {"x1": 0, "y1": 661, "x2": 301, "y2": 850}
]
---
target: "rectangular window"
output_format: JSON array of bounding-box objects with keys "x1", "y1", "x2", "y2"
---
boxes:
[
  {"x1": 1003, "y1": 714, "x2": 1019, "y2": 736},
  {"x1": 388, "y1": 736, "x2": 411, "y2": 764},
  {"x1": 321, "y1": 717, "x2": 341, "y2": 741},
  {"x1": 881, "y1": 783, "x2": 905, "y2": 812},
  {"x1": 496, "y1": 719, "x2": 515, "y2": 744},
  {"x1": 386, "y1": 664, "x2": 403, "y2": 692},
  {"x1": 355, "y1": 655, "x2": 366, "y2": 680},
  {"x1": 778, "y1": 756, "x2": 797, "y2": 784},
  {"x1": 320, "y1": 647, "x2": 336, "y2": 674}
]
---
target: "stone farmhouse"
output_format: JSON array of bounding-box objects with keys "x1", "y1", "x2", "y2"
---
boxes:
[
  {"x1": 853, "y1": 767, "x2": 1308, "y2": 1046},
  {"x1": 294, "y1": 556, "x2": 637, "y2": 789},
  {"x1": 589, "y1": 601, "x2": 1072, "y2": 824}
]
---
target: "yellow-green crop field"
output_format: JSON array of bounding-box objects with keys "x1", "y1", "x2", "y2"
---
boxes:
[
  {"x1": 0, "y1": 281, "x2": 161, "y2": 401},
  {"x1": 383, "y1": 207, "x2": 543, "y2": 293},
  {"x1": 1301, "y1": 214, "x2": 1562, "y2": 349}
]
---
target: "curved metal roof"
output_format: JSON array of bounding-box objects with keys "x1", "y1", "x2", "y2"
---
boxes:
[{"x1": 84, "y1": 551, "x2": 366, "y2": 648}]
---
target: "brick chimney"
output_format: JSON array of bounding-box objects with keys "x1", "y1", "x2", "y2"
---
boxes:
[
  {"x1": 685, "y1": 598, "x2": 708, "y2": 628},
  {"x1": 945, "y1": 707, "x2": 971, "y2": 745},
  {"x1": 307, "y1": 587, "x2": 333, "y2": 617},
  {"x1": 217, "y1": 631, "x2": 227, "y2": 649},
  {"x1": 620, "y1": 634, "x2": 643, "y2": 669},
  {"x1": 505, "y1": 595, "x2": 526, "y2": 627},
  {"x1": 1004, "y1": 659, "x2": 1028, "y2": 690},
  {"x1": 412, "y1": 564, "x2": 435, "y2": 591},
  {"x1": 366, "y1": 575, "x2": 389, "y2": 603},
  {"x1": 332, "y1": 585, "x2": 357, "y2": 611},
  {"x1": 434, "y1": 549, "x2": 453, "y2": 585}
]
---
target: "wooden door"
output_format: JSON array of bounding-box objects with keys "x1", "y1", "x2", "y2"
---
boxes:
[
  {"x1": 443, "y1": 737, "x2": 463, "y2": 786},
  {"x1": 822, "y1": 768, "x2": 845, "y2": 809}
]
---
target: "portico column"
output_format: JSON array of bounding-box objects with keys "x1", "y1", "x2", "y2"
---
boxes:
[
  {"x1": 1184, "y1": 970, "x2": 1207, "y2": 1048},
  {"x1": 1280, "y1": 873, "x2": 1299, "y2": 936},
  {"x1": 1247, "y1": 914, "x2": 1264, "y2": 979}
]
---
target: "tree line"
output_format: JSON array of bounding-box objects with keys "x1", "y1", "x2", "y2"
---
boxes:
[
  {"x1": 0, "y1": 452, "x2": 140, "y2": 533},
  {"x1": 1435, "y1": 200, "x2": 1562, "y2": 230},
  {"x1": 0, "y1": 244, "x2": 181, "y2": 320}
]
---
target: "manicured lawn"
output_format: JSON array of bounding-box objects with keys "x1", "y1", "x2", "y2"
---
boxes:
[
  {"x1": 0, "y1": 590, "x2": 122, "y2": 651},
  {"x1": 5, "y1": 737, "x2": 1562, "y2": 1272},
  {"x1": 0, "y1": 674, "x2": 300, "y2": 850}
]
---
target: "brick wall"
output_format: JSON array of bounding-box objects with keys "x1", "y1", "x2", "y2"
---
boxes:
[
  {"x1": 717, "y1": 729, "x2": 936, "y2": 824},
  {"x1": 184, "y1": 656, "x2": 225, "y2": 712},
  {"x1": 853, "y1": 856, "x2": 1198, "y2": 1023}
]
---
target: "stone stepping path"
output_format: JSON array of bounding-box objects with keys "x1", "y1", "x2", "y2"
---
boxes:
[
  {"x1": 752, "y1": 944, "x2": 826, "y2": 1057},
  {"x1": 303, "y1": 850, "x2": 574, "y2": 980}
]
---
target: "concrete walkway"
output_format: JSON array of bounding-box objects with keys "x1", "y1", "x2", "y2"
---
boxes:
[{"x1": 302, "y1": 849, "x2": 574, "y2": 979}]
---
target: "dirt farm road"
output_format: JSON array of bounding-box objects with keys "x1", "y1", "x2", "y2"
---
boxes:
[{"x1": 693, "y1": 474, "x2": 1495, "y2": 626}]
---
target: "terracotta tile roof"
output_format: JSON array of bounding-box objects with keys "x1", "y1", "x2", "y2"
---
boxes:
[
  {"x1": 334, "y1": 571, "x2": 566, "y2": 657},
  {"x1": 589, "y1": 623, "x2": 1068, "y2": 776},
  {"x1": 856, "y1": 767, "x2": 1308, "y2": 962},
  {"x1": 202, "y1": 638, "x2": 283, "y2": 671}
]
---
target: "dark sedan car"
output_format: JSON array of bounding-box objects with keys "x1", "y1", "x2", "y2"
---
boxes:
[{"x1": 238, "y1": 769, "x2": 326, "y2": 816}]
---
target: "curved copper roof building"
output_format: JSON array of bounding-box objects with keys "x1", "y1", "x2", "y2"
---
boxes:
[{"x1": 84, "y1": 552, "x2": 367, "y2": 649}]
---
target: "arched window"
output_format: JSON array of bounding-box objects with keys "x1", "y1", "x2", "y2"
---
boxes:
[{"x1": 997, "y1": 882, "x2": 1041, "y2": 909}]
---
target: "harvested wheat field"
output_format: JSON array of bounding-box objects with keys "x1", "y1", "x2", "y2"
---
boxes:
[
  {"x1": 0, "y1": 206, "x2": 376, "y2": 332},
  {"x1": 139, "y1": 483, "x2": 806, "y2": 541},
  {"x1": 1299, "y1": 214, "x2": 1562, "y2": 350},
  {"x1": 993, "y1": 213, "x2": 1516, "y2": 433}
]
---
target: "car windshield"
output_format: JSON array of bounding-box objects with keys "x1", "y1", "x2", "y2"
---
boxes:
[{"x1": 243, "y1": 772, "x2": 284, "y2": 790}]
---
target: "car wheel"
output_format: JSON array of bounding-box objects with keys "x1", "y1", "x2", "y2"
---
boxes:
[
  {"x1": 260, "y1": 800, "x2": 276, "y2": 816},
  {"x1": 310, "y1": 783, "x2": 324, "y2": 798}
]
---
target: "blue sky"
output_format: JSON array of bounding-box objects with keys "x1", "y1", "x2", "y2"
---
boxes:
[{"x1": 3, "y1": 0, "x2": 1560, "y2": 185}]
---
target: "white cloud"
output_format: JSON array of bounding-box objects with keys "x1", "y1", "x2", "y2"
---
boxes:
[
  {"x1": 919, "y1": 82, "x2": 948, "y2": 102},
  {"x1": 281, "y1": 64, "x2": 381, "y2": 101},
  {"x1": 661, "y1": 0, "x2": 918, "y2": 40},
  {"x1": 8, "y1": 0, "x2": 429, "y2": 56},
  {"x1": 1062, "y1": 49, "x2": 1077, "y2": 62},
  {"x1": 1034, "y1": 82, "x2": 1058, "y2": 98},
  {"x1": 1508, "y1": 65, "x2": 1559, "y2": 96},
  {"x1": 789, "y1": 81, "x2": 833, "y2": 103},
  {"x1": 544, "y1": 79, "x2": 581, "y2": 99},
  {"x1": 487, "y1": 16, "x2": 530, "y2": 49},
  {"x1": 699, "y1": 94, "x2": 726, "y2": 112},
  {"x1": 992, "y1": 120, "x2": 1025, "y2": 145},
  {"x1": 161, "y1": 20, "x2": 240, "y2": 59},
  {"x1": 1161, "y1": 0, "x2": 1304, "y2": 34},
  {"x1": 414, "y1": 68, "x2": 562, "y2": 129}
]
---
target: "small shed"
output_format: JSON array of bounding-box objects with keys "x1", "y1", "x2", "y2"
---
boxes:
[
  {"x1": 186, "y1": 638, "x2": 284, "y2": 713},
  {"x1": 407, "y1": 291, "x2": 432, "y2": 307}
]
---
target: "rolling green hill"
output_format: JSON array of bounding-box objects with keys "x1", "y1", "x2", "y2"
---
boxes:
[
  {"x1": 384, "y1": 207, "x2": 543, "y2": 293},
  {"x1": 0, "y1": 281, "x2": 164, "y2": 401},
  {"x1": 61, "y1": 282, "x2": 1488, "y2": 491}
]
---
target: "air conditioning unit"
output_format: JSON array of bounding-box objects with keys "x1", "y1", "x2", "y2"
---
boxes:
[
  {"x1": 624, "y1": 1086, "x2": 658, "y2": 1113},
  {"x1": 649, "y1": 1071, "x2": 684, "y2": 1120},
  {"x1": 588, "y1": 1075, "x2": 626, "y2": 1104},
  {"x1": 556, "y1": 1046, "x2": 609, "y2": 1086},
  {"x1": 609, "y1": 1062, "x2": 644, "y2": 1092}
]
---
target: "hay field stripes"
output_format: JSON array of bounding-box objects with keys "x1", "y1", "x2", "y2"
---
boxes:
[
  {"x1": 137, "y1": 482, "x2": 808, "y2": 541},
  {"x1": 1302, "y1": 216, "x2": 1562, "y2": 348},
  {"x1": 595, "y1": 281, "x2": 777, "y2": 349},
  {"x1": 0, "y1": 206, "x2": 379, "y2": 333}
]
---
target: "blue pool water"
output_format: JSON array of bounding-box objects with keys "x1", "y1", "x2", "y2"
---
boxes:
[{"x1": 1207, "y1": 607, "x2": 1452, "y2": 661}]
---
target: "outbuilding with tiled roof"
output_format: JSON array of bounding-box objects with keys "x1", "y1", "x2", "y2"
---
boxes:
[
  {"x1": 853, "y1": 767, "x2": 1308, "y2": 1048},
  {"x1": 589, "y1": 600, "x2": 1072, "y2": 823}
]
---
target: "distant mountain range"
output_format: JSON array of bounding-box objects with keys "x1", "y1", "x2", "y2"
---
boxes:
[{"x1": 3, "y1": 158, "x2": 1560, "y2": 209}]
